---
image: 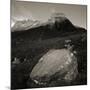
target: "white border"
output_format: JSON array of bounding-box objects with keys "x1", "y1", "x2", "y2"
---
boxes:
[
  {"x1": 18, "y1": 0, "x2": 87, "y2": 5},
  {"x1": 0, "y1": 0, "x2": 10, "y2": 90},
  {"x1": 0, "y1": 0, "x2": 89, "y2": 90}
]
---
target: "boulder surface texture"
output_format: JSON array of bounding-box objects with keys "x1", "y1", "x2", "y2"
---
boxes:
[{"x1": 30, "y1": 49, "x2": 78, "y2": 85}]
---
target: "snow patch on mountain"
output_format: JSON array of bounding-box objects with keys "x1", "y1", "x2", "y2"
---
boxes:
[{"x1": 11, "y1": 19, "x2": 43, "y2": 32}]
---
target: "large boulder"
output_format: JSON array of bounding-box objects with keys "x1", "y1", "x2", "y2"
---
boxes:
[{"x1": 30, "y1": 49, "x2": 78, "y2": 85}]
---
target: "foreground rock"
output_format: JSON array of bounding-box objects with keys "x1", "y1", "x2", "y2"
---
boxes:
[{"x1": 30, "y1": 49, "x2": 78, "y2": 85}]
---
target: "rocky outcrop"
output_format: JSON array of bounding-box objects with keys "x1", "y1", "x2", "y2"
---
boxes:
[{"x1": 30, "y1": 49, "x2": 78, "y2": 85}]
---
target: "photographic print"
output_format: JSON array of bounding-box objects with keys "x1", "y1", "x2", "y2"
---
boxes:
[{"x1": 11, "y1": 0, "x2": 87, "y2": 89}]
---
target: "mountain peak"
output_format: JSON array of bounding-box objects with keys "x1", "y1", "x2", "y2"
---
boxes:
[
  {"x1": 51, "y1": 12, "x2": 66, "y2": 18},
  {"x1": 48, "y1": 13, "x2": 66, "y2": 23}
]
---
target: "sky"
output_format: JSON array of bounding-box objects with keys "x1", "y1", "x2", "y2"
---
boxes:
[{"x1": 11, "y1": 0, "x2": 87, "y2": 29}]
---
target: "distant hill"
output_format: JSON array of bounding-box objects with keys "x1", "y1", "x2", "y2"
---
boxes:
[{"x1": 11, "y1": 16, "x2": 86, "y2": 41}]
